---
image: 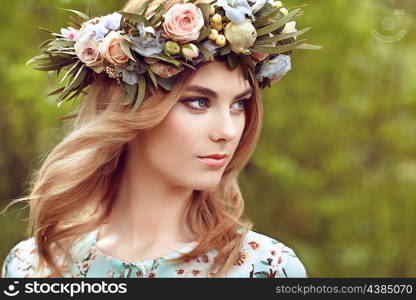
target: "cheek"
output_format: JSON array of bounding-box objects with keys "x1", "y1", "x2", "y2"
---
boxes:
[{"x1": 142, "y1": 108, "x2": 204, "y2": 171}]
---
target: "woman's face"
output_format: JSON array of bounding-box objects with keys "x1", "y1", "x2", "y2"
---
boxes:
[{"x1": 132, "y1": 60, "x2": 253, "y2": 190}]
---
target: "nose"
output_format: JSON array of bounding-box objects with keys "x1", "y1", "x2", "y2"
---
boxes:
[{"x1": 210, "y1": 109, "x2": 238, "y2": 142}]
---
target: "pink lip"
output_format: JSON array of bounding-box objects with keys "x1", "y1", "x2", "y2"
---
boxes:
[{"x1": 198, "y1": 157, "x2": 226, "y2": 168}]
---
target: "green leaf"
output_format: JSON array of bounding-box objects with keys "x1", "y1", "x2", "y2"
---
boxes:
[
  {"x1": 219, "y1": 45, "x2": 231, "y2": 56},
  {"x1": 48, "y1": 39, "x2": 76, "y2": 49},
  {"x1": 198, "y1": 44, "x2": 212, "y2": 61},
  {"x1": 148, "y1": 2, "x2": 166, "y2": 26},
  {"x1": 37, "y1": 26, "x2": 55, "y2": 34},
  {"x1": 227, "y1": 54, "x2": 238, "y2": 70},
  {"x1": 60, "y1": 60, "x2": 82, "y2": 83},
  {"x1": 33, "y1": 59, "x2": 76, "y2": 71},
  {"x1": 256, "y1": 8, "x2": 302, "y2": 36},
  {"x1": 118, "y1": 12, "x2": 148, "y2": 25},
  {"x1": 121, "y1": 38, "x2": 136, "y2": 62},
  {"x1": 121, "y1": 83, "x2": 137, "y2": 105},
  {"x1": 145, "y1": 65, "x2": 158, "y2": 88},
  {"x1": 57, "y1": 8, "x2": 90, "y2": 21},
  {"x1": 63, "y1": 64, "x2": 87, "y2": 94},
  {"x1": 39, "y1": 39, "x2": 54, "y2": 50},
  {"x1": 196, "y1": 3, "x2": 211, "y2": 24},
  {"x1": 254, "y1": 27, "x2": 311, "y2": 45},
  {"x1": 253, "y1": 7, "x2": 281, "y2": 29},
  {"x1": 296, "y1": 43, "x2": 322, "y2": 50},
  {"x1": 179, "y1": 60, "x2": 196, "y2": 70},
  {"x1": 135, "y1": 0, "x2": 153, "y2": 15},
  {"x1": 46, "y1": 86, "x2": 65, "y2": 97},
  {"x1": 131, "y1": 75, "x2": 146, "y2": 113},
  {"x1": 255, "y1": 3, "x2": 274, "y2": 18},
  {"x1": 156, "y1": 76, "x2": 174, "y2": 91},
  {"x1": 250, "y1": 38, "x2": 307, "y2": 54},
  {"x1": 195, "y1": 25, "x2": 211, "y2": 43},
  {"x1": 26, "y1": 54, "x2": 51, "y2": 66},
  {"x1": 150, "y1": 53, "x2": 182, "y2": 67}
]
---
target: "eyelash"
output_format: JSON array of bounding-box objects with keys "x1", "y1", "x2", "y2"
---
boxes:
[{"x1": 180, "y1": 97, "x2": 251, "y2": 112}]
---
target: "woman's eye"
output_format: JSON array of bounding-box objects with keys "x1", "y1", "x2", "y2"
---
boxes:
[
  {"x1": 181, "y1": 98, "x2": 210, "y2": 109},
  {"x1": 181, "y1": 97, "x2": 250, "y2": 112}
]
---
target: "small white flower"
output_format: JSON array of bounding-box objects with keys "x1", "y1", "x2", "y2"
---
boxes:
[{"x1": 282, "y1": 21, "x2": 297, "y2": 39}]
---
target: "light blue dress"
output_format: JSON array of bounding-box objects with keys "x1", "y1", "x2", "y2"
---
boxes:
[{"x1": 2, "y1": 229, "x2": 308, "y2": 278}]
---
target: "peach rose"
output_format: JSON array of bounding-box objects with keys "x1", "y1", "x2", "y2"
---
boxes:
[
  {"x1": 149, "y1": 62, "x2": 182, "y2": 78},
  {"x1": 74, "y1": 31, "x2": 106, "y2": 73},
  {"x1": 162, "y1": 3, "x2": 204, "y2": 43},
  {"x1": 100, "y1": 31, "x2": 129, "y2": 67}
]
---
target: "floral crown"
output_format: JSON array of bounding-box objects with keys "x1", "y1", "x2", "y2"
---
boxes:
[{"x1": 27, "y1": 0, "x2": 320, "y2": 112}]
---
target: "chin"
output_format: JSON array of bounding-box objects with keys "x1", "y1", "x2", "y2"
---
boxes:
[{"x1": 190, "y1": 179, "x2": 222, "y2": 191}]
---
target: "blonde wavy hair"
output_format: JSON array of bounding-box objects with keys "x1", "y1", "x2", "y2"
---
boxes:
[{"x1": 1, "y1": 0, "x2": 264, "y2": 277}]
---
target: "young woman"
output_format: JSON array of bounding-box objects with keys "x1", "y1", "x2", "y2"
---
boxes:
[{"x1": 1, "y1": 0, "x2": 310, "y2": 278}]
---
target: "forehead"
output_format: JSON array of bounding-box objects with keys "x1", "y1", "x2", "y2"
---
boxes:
[{"x1": 184, "y1": 60, "x2": 251, "y2": 92}]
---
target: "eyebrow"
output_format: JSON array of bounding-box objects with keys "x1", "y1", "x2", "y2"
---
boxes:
[{"x1": 184, "y1": 85, "x2": 253, "y2": 100}]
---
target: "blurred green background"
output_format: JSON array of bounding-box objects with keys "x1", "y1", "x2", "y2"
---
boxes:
[{"x1": 1, "y1": 0, "x2": 415, "y2": 277}]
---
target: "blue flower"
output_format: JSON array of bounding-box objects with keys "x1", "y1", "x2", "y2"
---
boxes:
[
  {"x1": 130, "y1": 23, "x2": 166, "y2": 57},
  {"x1": 215, "y1": 0, "x2": 254, "y2": 24},
  {"x1": 85, "y1": 22, "x2": 108, "y2": 41},
  {"x1": 101, "y1": 12, "x2": 122, "y2": 31},
  {"x1": 256, "y1": 54, "x2": 291, "y2": 82}
]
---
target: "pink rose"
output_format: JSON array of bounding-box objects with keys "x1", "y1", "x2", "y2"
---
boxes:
[
  {"x1": 149, "y1": 62, "x2": 182, "y2": 78},
  {"x1": 74, "y1": 31, "x2": 106, "y2": 73},
  {"x1": 162, "y1": 3, "x2": 204, "y2": 43},
  {"x1": 100, "y1": 31, "x2": 129, "y2": 67}
]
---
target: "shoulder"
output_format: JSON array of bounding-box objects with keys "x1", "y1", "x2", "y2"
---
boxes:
[
  {"x1": 239, "y1": 229, "x2": 308, "y2": 278},
  {"x1": 1, "y1": 237, "x2": 45, "y2": 278}
]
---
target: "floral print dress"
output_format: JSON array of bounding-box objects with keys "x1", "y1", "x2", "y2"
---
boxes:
[{"x1": 1, "y1": 229, "x2": 308, "y2": 278}]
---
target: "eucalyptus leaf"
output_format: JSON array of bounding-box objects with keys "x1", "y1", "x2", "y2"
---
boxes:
[
  {"x1": 131, "y1": 75, "x2": 146, "y2": 113},
  {"x1": 118, "y1": 12, "x2": 148, "y2": 25},
  {"x1": 121, "y1": 38, "x2": 136, "y2": 62},
  {"x1": 57, "y1": 8, "x2": 90, "y2": 21},
  {"x1": 254, "y1": 27, "x2": 311, "y2": 45},
  {"x1": 39, "y1": 39, "x2": 54, "y2": 50},
  {"x1": 148, "y1": 2, "x2": 166, "y2": 26},
  {"x1": 198, "y1": 45, "x2": 212, "y2": 61},
  {"x1": 219, "y1": 45, "x2": 231, "y2": 56},
  {"x1": 296, "y1": 43, "x2": 322, "y2": 50},
  {"x1": 196, "y1": 3, "x2": 211, "y2": 24},
  {"x1": 121, "y1": 84, "x2": 137, "y2": 105},
  {"x1": 150, "y1": 53, "x2": 182, "y2": 67},
  {"x1": 195, "y1": 25, "x2": 211, "y2": 43},
  {"x1": 60, "y1": 60, "x2": 82, "y2": 83},
  {"x1": 156, "y1": 76, "x2": 174, "y2": 91},
  {"x1": 33, "y1": 60, "x2": 76, "y2": 71},
  {"x1": 253, "y1": 7, "x2": 281, "y2": 29},
  {"x1": 46, "y1": 86, "x2": 65, "y2": 97},
  {"x1": 256, "y1": 8, "x2": 301, "y2": 36},
  {"x1": 227, "y1": 54, "x2": 238, "y2": 70},
  {"x1": 135, "y1": 0, "x2": 153, "y2": 16},
  {"x1": 145, "y1": 65, "x2": 158, "y2": 88},
  {"x1": 64, "y1": 64, "x2": 87, "y2": 93},
  {"x1": 37, "y1": 26, "x2": 55, "y2": 34},
  {"x1": 250, "y1": 38, "x2": 307, "y2": 54}
]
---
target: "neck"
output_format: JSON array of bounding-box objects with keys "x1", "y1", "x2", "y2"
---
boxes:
[{"x1": 99, "y1": 147, "x2": 197, "y2": 248}]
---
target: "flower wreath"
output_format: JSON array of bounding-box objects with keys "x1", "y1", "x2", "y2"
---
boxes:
[{"x1": 27, "y1": 0, "x2": 320, "y2": 112}]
